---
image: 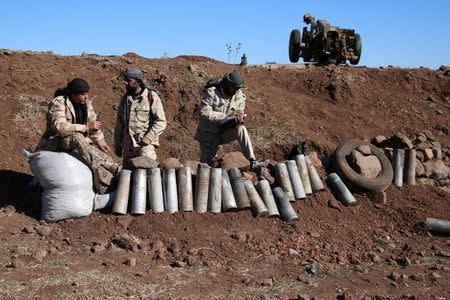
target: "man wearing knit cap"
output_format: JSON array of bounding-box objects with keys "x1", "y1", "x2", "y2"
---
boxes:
[
  {"x1": 114, "y1": 68, "x2": 167, "y2": 165},
  {"x1": 195, "y1": 71, "x2": 260, "y2": 171},
  {"x1": 36, "y1": 78, "x2": 121, "y2": 194}
]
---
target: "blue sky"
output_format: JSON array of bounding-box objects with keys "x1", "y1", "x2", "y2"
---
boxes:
[{"x1": 1, "y1": 1, "x2": 449, "y2": 68}]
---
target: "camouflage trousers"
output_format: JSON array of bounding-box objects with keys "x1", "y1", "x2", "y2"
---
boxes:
[
  {"x1": 37, "y1": 133, "x2": 120, "y2": 194},
  {"x1": 122, "y1": 133, "x2": 157, "y2": 166},
  {"x1": 198, "y1": 125, "x2": 255, "y2": 164}
]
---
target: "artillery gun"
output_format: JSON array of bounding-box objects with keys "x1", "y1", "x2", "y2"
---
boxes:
[{"x1": 289, "y1": 14, "x2": 362, "y2": 65}]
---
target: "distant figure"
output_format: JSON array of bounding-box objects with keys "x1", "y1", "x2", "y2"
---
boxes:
[
  {"x1": 240, "y1": 54, "x2": 248, "y2": 66},
  {"x1": 114, "y1": 68, "x2": 167, "y2": 165},
  {"x1": 194, "y1": 71, "x2": 261, "y2": 171},
  {"x1": 36, "y1": 78, "x2": 120, "y2": 194}
]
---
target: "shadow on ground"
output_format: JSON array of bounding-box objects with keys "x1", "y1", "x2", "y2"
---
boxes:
[{"x1": 0, "y1": 169, "x2": 40, "y2": 218}]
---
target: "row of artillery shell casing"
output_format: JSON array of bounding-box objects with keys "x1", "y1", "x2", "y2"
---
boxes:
[
  {"x1": 111, "y1": 163, "x2": 312, "y2": 222},
  {"x1": 393, "y1": 148, "x2": 416, "y2": 187}
]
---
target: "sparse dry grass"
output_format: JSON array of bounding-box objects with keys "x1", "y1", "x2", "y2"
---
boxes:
[{"x1": 10, "y1": 94, "x2": 48, "y2": 135}]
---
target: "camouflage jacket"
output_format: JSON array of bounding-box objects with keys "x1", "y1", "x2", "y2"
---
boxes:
[
  {"x1": 114, "y1": 88, "x2": 167, "y2": 149},
  {"x1": 37, "y1": 96, "x2": 105, "y2": 149},
  {"x1": 194, "y1": 86, "x2": 246, "y2": 142}
]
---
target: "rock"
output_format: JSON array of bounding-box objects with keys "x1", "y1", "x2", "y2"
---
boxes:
[
  {"x1": 416, "y1": 178, "x2": 437, "y2": 186},
  {"x1": 426, "y1": 95, "x2": 437, "y2": 102},
  {"x1": 422, "y1": 130, "x2": 435, "y2": 141},
  {"x1": 207, "y1": 272, "x2": 218, "y2": 278},
  {"x1": 388, "y1": 272, "x2": 401, "y2": 281},
  {"x1": 22, "y1": 225, "x2": 35, "y2": 234},
  {"x1": 373, "y1": 135, "x2": 387, "y2": 145},
  {"x1": 159, "y1": 157, "x2": 183, "y2": 169},
  {"x1": 438, "y1": 250, "x2": 450, "y2": 258},
  {"x1": 416, "y1": 151, "x2": 425, "y2": 163},
  {"x1": 296, "y1": 294, "x2": 312, "y2": 300},
  {"x1": 171, "y1": 260, "x2": 186, "y2": 268},
  {"x1": 416, "y1": 142, "x2": 431, "y2": 151},
  {"x1": 289, "y1": 248, "x2": 299, "y2": 256},
  {"x1": 423, "y1": 160, "x2": 450, "y2": 180},
  {"x1": 305, "y1": 262, "x2": 321, "y2": 276},
  {"x1": 9, "y1": 258, "x2": 25, "y2": 268},
  {"x1": 423, "y1": 149, "x2": 434, "y2": 161},
  {"x1": 125, "y1": 257, "x2": 136, "y2": 267},
  {"x1": 220, "y1": 152, "x2": 249, "y2": 170},
  {"x1": 328, "y1": 198, "x2": 343, "y2": 210},
  {"x1": 242, "y1": 171, "x2": 256, "y2": 182},
  {"x1": 430, "y1": 272, "x2": 442, "y2": 280},
  {"x1": 415, "y1": 159, "x2": 425, "y2": 177},
  {"x1": 112, "y1": 234, "x2": 141, "y2": 251},
  {"x1": 357, "y1": 145, "x2": 372, "y2": 155},
  {"x1": 260, "y1": 277, "x2": 274, "y2": 287},
  {"x1": 415, "y1": 133, "x2": 427, "y2": 144},
  {"x1": 129, "y1": 155, "x2": 158, "y2": 169},
  {"x1": 91, "y1": 244, "x2": 106, "y2": 253},
  {"x1": 33, "y1": 249, "x2": 47, "y2": 262},
  {"x1": 438, "y1": 179, "x2": 450, "y2": 186},
  {"x1": 36, "y1": 226, "x2": 51, "y2": 236},
  {"x1": 4, "y1": 205, "x2": 16, "y2": 214},
  {"x1": 259, "y1": 166, "x2": 275, "y2": 184},
  {"x1": 391, "y1": 132, "x2": 414, "y2": 149},
  {"x1": 350, "y1": 150, "x2": 382, "y2": 178},
  {"x1": 230, "y1": 232, "x2": 247, "y2": 242},
  {"x1": 431, "y1": 142, "x2": 443, "y2": 159}
]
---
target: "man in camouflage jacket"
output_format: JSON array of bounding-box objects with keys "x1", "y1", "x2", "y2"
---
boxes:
[
  {"x1": 36, "y1": 78, "x2": 120, "y2": 194},
  {"x1": 114, "y1": 68, "x2": 167, "y2": 164},
  {"x1": 194, "y1": 71, "x2": 258, "y2": 169}
]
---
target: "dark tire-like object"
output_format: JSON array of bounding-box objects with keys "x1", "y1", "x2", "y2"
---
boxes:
[
  {"x1": 289, "y1": 29, "x2": 301, "y2": 63},
  {"x1": 334, "y1": 139, "x2": 393, "y2": 192},
  {"x1": 350, "y1": 33, "x2": 362, "y2": 65}
]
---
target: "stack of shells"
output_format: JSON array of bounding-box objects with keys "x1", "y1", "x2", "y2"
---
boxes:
[{"x1": 112, "y1": 153, "x2": 326, "y2": 222}]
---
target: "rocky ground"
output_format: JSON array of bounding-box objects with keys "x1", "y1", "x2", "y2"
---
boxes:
[{"x1": 0, "y1": 50, "x2": 449, "y2": 299}]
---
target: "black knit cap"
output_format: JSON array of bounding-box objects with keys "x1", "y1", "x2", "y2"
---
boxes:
[
  {"x1": 225, "y1": 71, "x2": 244, "y2": 88},
  {"x1": 66, "y1": 78, "x2": 90, "y2": 95}
]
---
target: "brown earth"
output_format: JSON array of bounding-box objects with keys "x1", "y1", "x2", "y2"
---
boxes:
[{"x1": 0, "y1": 50, "x2": 449, "y2": 299}]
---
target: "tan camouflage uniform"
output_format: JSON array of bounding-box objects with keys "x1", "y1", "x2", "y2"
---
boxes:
[
  {"x1": 36, "y1": 96, "x2": 119, "y2": 194},
  {"x1": 114, "y1": 88, "x2": 167, "y2": 164},
  {"x1": 194, "y1": 86, "x2": 255, "y2": 163}
]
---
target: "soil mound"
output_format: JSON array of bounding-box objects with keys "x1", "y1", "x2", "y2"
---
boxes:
[{"x1": 0, "y1": 51, "x2": 449, "y2": 299}]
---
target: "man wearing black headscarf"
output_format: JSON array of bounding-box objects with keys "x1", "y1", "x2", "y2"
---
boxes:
[
  {"x1": 114, "y1": 68, "x2": 167, "y2": 165},
  {"x1": 36, "y1": 78, "x2": 120, "y2": 194}
]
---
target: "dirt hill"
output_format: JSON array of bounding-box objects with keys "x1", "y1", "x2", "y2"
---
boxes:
[{"x1": 0, "y1": 50, "x2": 449, "y2": 299}]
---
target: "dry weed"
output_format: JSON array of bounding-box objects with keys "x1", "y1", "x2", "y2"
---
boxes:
[{"x1": 10, "y1": 94, "x2": 48, "y2": 135}]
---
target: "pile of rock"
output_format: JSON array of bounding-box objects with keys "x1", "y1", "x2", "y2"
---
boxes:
[{"x1": 372, "y1": 132, "x2": 450, "y2": 192}]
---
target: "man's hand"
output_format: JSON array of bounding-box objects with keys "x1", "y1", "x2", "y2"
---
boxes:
[
  {"x1": 98, "y1": 144, "x2": 111, "y2": 153},
  {"x1": 235, "y1": 113, "x2": 246, "y2": 124},
  {"x1": 86, "y1": 121, "x2": 102, "y2": 132},
  {"x1": 140, "y1": 137, "x2": 151, "y2": 146}
]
